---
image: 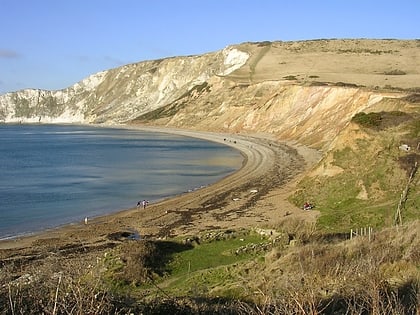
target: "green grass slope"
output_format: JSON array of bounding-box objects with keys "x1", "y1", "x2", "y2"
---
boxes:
[{"x1": 290, "y1": 110, "x2": 419, "y2": 233}]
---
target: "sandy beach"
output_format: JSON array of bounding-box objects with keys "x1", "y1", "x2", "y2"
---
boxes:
[{"x1": 0, "y1": 126, "x2": 321, "y2": 261}]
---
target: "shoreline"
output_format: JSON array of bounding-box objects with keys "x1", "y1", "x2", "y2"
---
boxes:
[
  {"x1": 0, "y1": 125, "x2": 242, "y2": 242},
  {"x1": 0, "y1": 125, "x2": 321, "y2": 253}
]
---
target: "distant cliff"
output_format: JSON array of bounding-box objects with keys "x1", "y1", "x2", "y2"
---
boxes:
[
  {"x1": 0, "y1": 47, "x2": 248, "y2": 124},
  {"x1": 1, "y1": 39, "x2": 419, "y2": 150}
]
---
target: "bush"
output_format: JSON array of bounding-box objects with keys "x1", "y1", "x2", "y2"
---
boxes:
[
  {"x1": 402, "y1": 93, "x2": 420, "y2": 103},
  {"x1": 352, "y1": 112, "x2": 382, "y2": 128},
  {"x1": 283, "y1": 75, "x2": 298, "y2": 80},
  {"x1": 384, "y1": 69, "x2": 407, "y2": 75}
]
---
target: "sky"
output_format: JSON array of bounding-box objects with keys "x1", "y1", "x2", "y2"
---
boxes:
[{"x1": 1, "y1": 0, "x2": 419, "y2": 95}]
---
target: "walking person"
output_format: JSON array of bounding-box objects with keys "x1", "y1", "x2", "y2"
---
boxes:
[{"x1": 141, "y1": 199, "x2": 148, "y2": 210}]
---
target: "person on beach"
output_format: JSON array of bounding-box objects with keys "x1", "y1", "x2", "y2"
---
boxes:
[
  {"x1": 141, "y1": 199, "x2": 148, "y2": 209},
  {"x1": 137, "y1": 200, "x2": 148, "y2": 209}
]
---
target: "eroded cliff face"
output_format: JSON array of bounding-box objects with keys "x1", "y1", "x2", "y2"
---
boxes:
[
  {"x1": 134, "y1": 77, "x2": 416, "y2": 150},
  {"x1": 0, "y1": 47, "x2": 249, "y2": 124},
  {"x1": 1, "y1": 39, "x2": 418, "y2": 150}
]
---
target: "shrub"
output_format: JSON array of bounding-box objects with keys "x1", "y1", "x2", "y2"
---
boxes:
[
  {"x1": 352, "y1": 112, "x2": 382, "y2": 128},
  {"x1": 283, "y1": 75, "x2": 298, "y2": 80},
  {"x1": 384, "y1": 69, "x2": 407, "y2": 75},
  {"x1": 402, "y1": 93, "x2": 420, "y2": 103},
  {"x1": 335, "y1": 82, "x2": 359, "y2": 88},
  {"x1": 257, "y1": 41, "x2": 271, "y2": 47}
]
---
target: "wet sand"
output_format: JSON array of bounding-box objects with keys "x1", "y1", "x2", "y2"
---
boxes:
[{"x1": 0, "y1": 126, "x2": 321, "y2": 260}]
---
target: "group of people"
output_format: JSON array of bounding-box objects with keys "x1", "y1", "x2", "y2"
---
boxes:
[{"x1": 137, "y1": 199, "x2": 149, "y2": 209}]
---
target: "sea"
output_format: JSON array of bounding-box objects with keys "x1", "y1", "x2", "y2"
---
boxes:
[{"x1": 0, "y1": 124, "x2": 243, "y2": 240}]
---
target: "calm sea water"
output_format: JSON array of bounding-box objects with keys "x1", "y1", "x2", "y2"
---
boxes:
[{"x1": 0, "y1": 124, "x2": 242, "y2": 239}]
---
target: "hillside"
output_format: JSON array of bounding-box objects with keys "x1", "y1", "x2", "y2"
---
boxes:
[
  {"x1": 1, "y1": 40, "x2": 419, "y2": 150},
  {"x1": 0, "y1": 39, "x2": 419, "y2": 314}
]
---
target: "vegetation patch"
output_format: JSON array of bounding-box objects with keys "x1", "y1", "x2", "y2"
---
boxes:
[
  {"x1": 290, "y1": 115, "x2": 419, "y2": 232},
  {"x1": 384, "y1": 69, "x2": 407, "y2": 75},
  {"x1": 402, "y1": 93, "x2": 420, "y2": 103},
  {"x1": 100, "y1": 229, "x2": 275, "y2": 298},
  {"x1": 407, "y1": 117, "x2": 420, "y2": 138},
  {"x1": 398, "y1": 153, "x2": 420, "y2": 174},
  {"x1": 283, "y1": 75, "x2": 298, "y2": 80},
  {"x1": 308, "y1": 81, "x2": 329, "y2": 86},
  {"x1": 352, "y1": 111, "x2": 413, "y2": 130},
  {"x1": 136, "y1": 101, "x2": 184, "y2": 121},
  {"x1": 39, "y1": 95, "x2": 63, "y2": 117},
  {"x1": 164, "y1": 230, "x2": 267, "y2": 285},
  {"x1": 338, "y1": 48, "x2": 395, "y2": 54},
  {"x1": 334, "y1": 81, "x2": 360, "y2": 88},
  {"x1": 1, "y1": 222, "x2": 419, "y2": 314},
  {"x1": 352, "y1": 112, "x2": 383, "y2": 128},
  {"x1": 13, "y1": 95, "x2": 34, "y2": 117},
  {"x1": 256, "y1": 41, "x2": 271, "y2": 47},
  {"x1": 104, "y1": 239, "x2": 194, "y2": 289}
]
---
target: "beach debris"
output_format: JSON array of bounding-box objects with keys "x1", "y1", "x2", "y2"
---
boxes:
[
  {"x1": 233, "y1": 198, "x2": 240, "y2": 201},
  {"x1": 250, "y1": 189, "x2": 258, "y2": 193}
]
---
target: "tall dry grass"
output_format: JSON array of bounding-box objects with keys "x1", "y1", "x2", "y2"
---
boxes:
[
  {"x1": 0, "y1": 254, "x2": 119, "y2": 314},
  {"x1": 248, "y1": 219, "x2": 420, "y2": 314}
]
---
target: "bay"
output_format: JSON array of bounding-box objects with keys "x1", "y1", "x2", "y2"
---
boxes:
[{"x1": 0, "y1": 124, "x2": 242, "y2": 239}]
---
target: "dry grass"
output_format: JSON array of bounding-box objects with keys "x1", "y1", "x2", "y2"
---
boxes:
[
  {"x1": 0, "y1": 213, "x2": 418, "y2": 314},
  {"x1": 231, "y1": 39, "x2": 420, "y2": 90},
  {"x1": 1, "y1": 258, "x2": 117, "y2": 314},
  {"x1": 241, "y1": 220, "x2": 420, "y2": 314},
  {"x1": 1, "y1": 221, "x2": 418, "y2": 314}
]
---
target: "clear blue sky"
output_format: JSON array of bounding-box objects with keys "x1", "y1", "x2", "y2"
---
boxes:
[{"x1": 1, "y1": 0, "x2": 419, "y2": 94}]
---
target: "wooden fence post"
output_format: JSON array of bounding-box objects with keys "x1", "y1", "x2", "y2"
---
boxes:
[{"x1": 394, "y1": 162, "x2": 418, "y2": 226}]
